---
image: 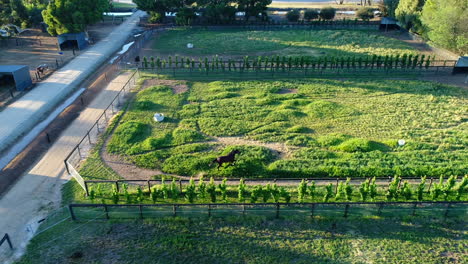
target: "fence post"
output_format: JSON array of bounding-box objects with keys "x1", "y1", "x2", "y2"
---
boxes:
[
  {"x1": 115, "y1": 181, "x2": 120, "y2": 193},
  {"x1": 64, "y1": 160, "x2": 70, "y2": 174},
  {"x1": 242, "y1": 204, "x2": 246, "y2": 215},
  {"x1": 87, "y1": 131, "x2": 92, "y2": 145},
  {"x1": 412, "y1": 203, "x2": 418, "y2": 216},
  {"x1": 173, "y1": 205, "x2": 177, "y2": 217},
  {"x1": 310, "y1": 204, "x2": 315, "y2": 218},
  {"x1": 84, "y1": 181, "x2": 90, "y2": 196},
  {"x1": 344, "y1": 204, "x2": 349, "y2": 218},
  {"x1": 77, "y1": 145, "x2": 82, "y2": 159},
  {"x1": 377, "y1": 203, "x2": 384, "y2": 216},
  {"x1": 179, "y1": 179, "x2": 182, "y2": 192},
  {"x1": 104, "y1": 205, "x2": 109, "y2": 219},
  {"x1": 68, "y1": 205, "x2": 76, "y2": 221},
  {"x1": 428, "y1": 177, "x2": 433, "y2": 193},
  {"x1": 147, "y1": 180, "x2": 152, "y2": 194},
  {"x1": 139, "y1": 205, "x2": 143, "y2": 219},
  {"x1": 335, "y1": 178, "x2": 339, "y2": 194},
  {"x1": 208, "y1": 204, "x2": 211, "y2": 217},
  {"x1": 444, "y1": 203, "x2": 451, "y2": 218},
  {"x1": 276, "y1": 203, "x2": 280, "y2": 219}
]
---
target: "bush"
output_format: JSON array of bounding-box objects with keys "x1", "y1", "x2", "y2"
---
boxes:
[
  {"x1": 356, "y1": 7, "x2": 375, "y2": 20},
  {"x1": 333, "y1": 138, "x2": 376, "y2": 153},
  {"x1": 286, "y1": 10, "x2": 300, "y2": 22},
  {"x1": 319, "y1": 7, "x2": 336, "y2": 20},
  {"x1": 304, "y1": 9, "x2": 319, "y2": 21}
]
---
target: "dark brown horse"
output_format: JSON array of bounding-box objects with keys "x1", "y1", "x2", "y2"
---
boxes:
[{"x1": 210, "y1": 150, "x2": 241, "y2": 170}]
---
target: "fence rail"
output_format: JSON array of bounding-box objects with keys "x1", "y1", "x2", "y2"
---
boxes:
[{"x1": 68, "y1": 201, "x2": 467, "y2": 221}]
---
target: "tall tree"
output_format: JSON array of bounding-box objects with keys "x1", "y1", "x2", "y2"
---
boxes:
[
  {"x1": 0, "y1": 0, "x2": 28, "y2": 26},
  {"x1": 42, "y1": 0, "x2": 109, "y2": 35},
  {"x1": 378, "y1": 0, "x2": 399, "y2": 17},
  {"x1": 237, "y1": 0, "x2": 272, "y2": 21},
  {"x1": 198, "y1": 0, "x2": 237, "y2": 24},
  {"x1": 395, "y1": 0, "x2": 425, "y2": 33},
  {"x1": 421, "y1": 0, "x2": 468, "y2": 55}
]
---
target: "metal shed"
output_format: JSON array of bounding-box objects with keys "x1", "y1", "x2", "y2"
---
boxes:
[
  {"x1": 452, "y1": 56, "x2": 468, "y2": 74},
  {"x1": 380, "y1": 17, "x2": 400, "y2": 31},
  {"x1": 57, "y1": 32, "x2": 88, "y2": 50},
  {"x1": 0, "y1": 65, "x2": 32, "y2": 91}
]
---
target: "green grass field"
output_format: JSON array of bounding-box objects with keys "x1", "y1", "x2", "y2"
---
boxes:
[
  {"x1": 152, "y1": 29, "x2": 418, "y2": 58},
  {"x1": 17, "y1": 216, "x2": 468, "y2": 264},
  {"x1": 106, "y1": 76, "x2": 467, "y2": 178}
]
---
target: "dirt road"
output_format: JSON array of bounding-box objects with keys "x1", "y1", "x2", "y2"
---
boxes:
[{"x1": 0, "y1": 72, "x2": 135, "y2": 264}]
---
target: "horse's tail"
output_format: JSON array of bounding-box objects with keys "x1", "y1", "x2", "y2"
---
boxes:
[{"x1": 209, "y1": 158, "x2": 217, "y2": 167}]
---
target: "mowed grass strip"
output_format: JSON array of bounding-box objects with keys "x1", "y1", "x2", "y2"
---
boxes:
[
  {"x1": 105, "y1": 77, "x2": 467, "y2": 178},
  {"x1": 17, "y1": 216, "x2": 468, "y2": 264},
  {"x1": 152, "y1": 29, "x2": 417, "y2": 58}
]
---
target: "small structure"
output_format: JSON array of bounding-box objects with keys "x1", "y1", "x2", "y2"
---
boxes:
[
  {"x1": 0, "y1": 65, "x2": 32, "y2": 91},
  {"x1": 153, "y1": 113, "x2": 164, "y2": 122},
  {"x1": 452, "y1": 56, "x2": 468, "y2": 74},
  {"x1": 380, "y1": 17, "x2": 400, "y2": 31},
  {"x1": 57, "y1": 32, "x2": 88, "y2": 50}
]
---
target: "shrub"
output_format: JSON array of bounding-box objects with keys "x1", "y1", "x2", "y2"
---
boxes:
[
  {"x1": 172, "y1": 128, "x2": 206, "y2": 145},
  {"x1": 207, "y1": 177, "x2": 217, "y2": 203},
  {"x1": 238, "y1": 178, "x2": 247, "y2": 202},
  {"x1": 455, "y1": 176, "x2": 468, "y2": 201},
  {"x1": 400, "y1": 181, "x2": 412, "y2": 200},
  {"x1": 319, "y1": 7, "x2": 336, "y2": 20},
  {"x1": 197, "y1": 176, "x2": 207, "y2": 199},
  {"x1": 333, "y1": 138, "x2": 389, "y2": 153},
  {"x1": 286, "y1": 10, "x2": 300, "y2": 22},
  {"x1": 344, "y1": 178, "x2": 353, "y2": 201},
  {"x1": 108, "y1": 122, "x2": 149, "y2": 154},
  {"x1": 111, "y1": 185, "x2": 119, "y2": 204},
  {"x1": 359, "y1": 179, "x2": 370, "y2": 202},
  {"x1": 416, "y1": 176, "x2": 426, "y2": 201},
  {"x1": 250, "y1": 185, "x2": 263, "y2": 203},
  {"x1": 170, "y1": 179, "x2": 180, "y2": 200},
  {"x1": 185, "y1": 178, "x2": 197, "y2": 203},
  {"x1": 304, "y1": 9, "x2": 319, "y2": 21},
  {"x1": 279, "y1": 187, "x2": 291, "y2": 203},
  {"x1": 356, "y1": 7, "x2": 375, "y2": 20},
  {"x1": 386, "y1": 176, "x2": 401, "y2": 201},
  {"x1": 271, "y1": 184, "x2": 281, "y2": 203},
  {"x1": 323, "y1": 183, "x2": 334, "y2": 202},
  {"x1": 218, "y1": 178, "x2": 228, "y2": 202},
  {"x1": 430, "y1": 176, "x2": 443, "y2": 200},
  {"x1": 308, "y1": 181, "x2": 316, "y2": 200},
  {"x1": 369, "y1": 177, "x2": 378, "y2": 201},
  {"x1": 297, "y1": 179, "x2": 308, "y2": 203}
]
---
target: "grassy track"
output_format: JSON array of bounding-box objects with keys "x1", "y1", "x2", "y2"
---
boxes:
[
  {"x1": 152, "y1": 29, "x2": 417, "y2": 58},
  {"x1": 17, "y1": 216, "x2": 468, "y2": 264},
  {"x1": 106, "y1": 75, "x2": 467, "y2": 178}
]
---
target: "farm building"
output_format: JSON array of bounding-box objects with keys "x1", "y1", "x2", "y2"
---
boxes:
[
  {"x1": 0, "y1": 65, "x2": 32, "y2": 91},
  {"x1": 58, "y1": 32, "x2": 88, "y2": 50},
  {"x1": 380, "y1": 17, "x2": 400, "y2": 31},
  {"x1": 452, "y1": 56, "x2": 468, "y2": 74}
]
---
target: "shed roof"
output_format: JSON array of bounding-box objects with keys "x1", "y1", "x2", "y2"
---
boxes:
[
  {"x1": 455, "y1": 57, "x2": 468, "y2": 67},
  {"x1": 381, "y1": 17, "x2": 398, "y2": 25},
  {"x1": 0, "y1": 65, "x2": 28, "y2": 72}
]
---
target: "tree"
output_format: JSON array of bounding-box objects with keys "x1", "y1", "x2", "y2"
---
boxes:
[
  {"x1": 0, "y1": 0, "x2": 29, "y2": 26},
  {"x1": 42, "y1": 0, "x2": 109, "y2": 36},
  {"x1": 378, "y1": 0, "x2": 399, "y2": 17},
  {"x1": 199, "y1": 0, "x2": 236, "y2": 24},
  {"x1": 421, "y1": 0, "x2": 468, "y2": 55},
  {"x1": 175, "y1": 7, "x2": 196, "y2": 25},
  {"x1": 395, "y1": 0, "x2": 425, "y2": 33},
  {"x1": 133, "y1": 0, "x2": 171, "y2": 22},
  {"x1": 303, "y1": 9, "x2": 319, "y2": 21},
  {"x1": 286, "y1": 10, "x2": 300, "y2": 22},
  {"x1": 356, "y1": 7, "x2": 374, "y2": 20},
  {"x1": 237, "y1": 0, "x2": 272, "y2": 21},
  {"x1": 319, "y1": 7, "x2": 336, "y2": 20}
]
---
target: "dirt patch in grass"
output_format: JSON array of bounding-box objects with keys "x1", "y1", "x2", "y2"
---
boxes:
[
  {"x1": 214, "y1": 136, "x2": 294, "y2": 159},
  {"x1": 142, "y1": 79, "x2": 188, "y2": 94},
  {"x1": 277, "y1": 88, "x2": 298, "y2": 94}
]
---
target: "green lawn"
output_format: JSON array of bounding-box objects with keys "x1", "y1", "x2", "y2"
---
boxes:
[
  {"x1": 17, "y1": 216, "x2": 468, "y2": 264},
  {"x1": 106, "y1": 76, "x2": 467, "y2": 178},
  {"x1": 152, "y1": 29, "x2": 418, "y2": 58}
]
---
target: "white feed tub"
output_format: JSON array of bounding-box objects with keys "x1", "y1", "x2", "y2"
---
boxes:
[{"x1": 153, "y1": 113, "x2": 164, "y2": 122}]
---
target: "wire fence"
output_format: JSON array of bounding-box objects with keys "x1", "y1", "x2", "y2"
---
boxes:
[
  {"x1": 64, "y1": 70, "x2": 139, "y2": 190},
  {"x1": 68, "y1": 201, "x2": 467, "y2": 221},
  {"x1": 138, "y1": 59, "x2": 456, "y2": 79},
  {"x1": 81, "y1": 177, "x2": 448, "y2": 197}
]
